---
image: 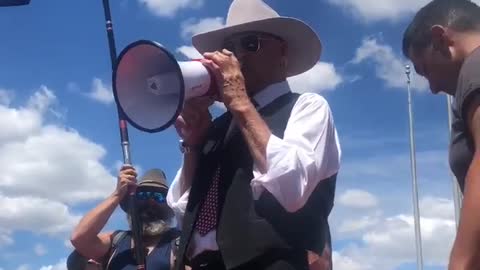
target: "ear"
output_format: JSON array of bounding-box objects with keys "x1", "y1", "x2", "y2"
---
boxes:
[{"x1": 430, "y1": 25, "x2": 453, "y2": 53}]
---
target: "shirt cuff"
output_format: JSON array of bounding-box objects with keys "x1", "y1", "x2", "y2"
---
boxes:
[{"x1": 251, "y1": 134, "x2": 290, "y2": 200}]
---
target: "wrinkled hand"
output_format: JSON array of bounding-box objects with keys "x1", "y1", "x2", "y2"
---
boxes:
[
  {"x1": 114, "y1": 164, "x2": 137, "y2": 199},
  {"x1": 175, "y1": 96, "x2": 214, "y2": 147},
  {"x1": 202, "y1": 49, "x2": 249, "y2": 110}
]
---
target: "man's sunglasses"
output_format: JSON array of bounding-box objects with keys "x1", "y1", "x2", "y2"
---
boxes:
[
  {"x1": 136, "y1": 191, "x2": 166, "y2": 204},
  {"x1": 223, "y1": 34, "x2": 282, "y2": 55}
]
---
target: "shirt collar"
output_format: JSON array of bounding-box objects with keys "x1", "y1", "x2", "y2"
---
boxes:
[{"x1": 251, "y1": 80, "x2": 291, "y2": 109}]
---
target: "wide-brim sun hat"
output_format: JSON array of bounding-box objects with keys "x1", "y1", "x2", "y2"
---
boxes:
[{"x1": 192, "y1": 0, "x2": 322, "y2": 77}]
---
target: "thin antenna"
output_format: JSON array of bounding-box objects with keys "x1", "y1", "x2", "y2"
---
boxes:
[{"x1": 406, "y1": 64, "x2": 424, "y2": 270}]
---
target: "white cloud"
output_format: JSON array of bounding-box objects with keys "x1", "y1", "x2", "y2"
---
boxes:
[
  {"x1": 176, "y1": 17, "x2": 225, "y2": 59},
  {"x1": 34, "y1": 243, "x2": 48, "y2": 256},
  {"x1": 138, "y1": 0, "x2": 204, "y2": 18},
  {"x1": 0, "y1": 124, "x2": 115, "y2": 204},
  {"x1": 288, "y1": 62, "x2": 343, "y2": 93},
  {"x1": 0, "y1": 87, "x2": 115, "y2": 247},
  {"x1": 420, "y1": 196, "x2": 455, "y2": 220},
  {"x1": 338, "y1": 189, "x2": 378, "y2": 209},
  {"x1": 329, "y1": 127, "x2": 456, "y2": 269},
  {"x1": 17, "y1": 265, "x2": 30, "y2": 270},
  {"x1": 176, "y1": 45, "x2": 202, "y2": 59},
  {"x1": 0, "y1": 89, "x2": 13, "y2": 105},
  {"x1": 0, "y1": 229, "x2": 13, "y2": 247},
  {"x1": 327, "y1": 0, "x2": 480, "y2": 22},
  {"x1": 351, "y1": 37, "x2": 428, "y2": 91},
  {"x1": 28, "y1": 86, "x2": 57, "y2": 113},
  {"x1": 332, "y1": 251, "x2": 367, "y2": 270},
  {"x1": 0, "y1": 195, "x2": 81, "y2": 236},
  {"x1": 327, "y1": 0, "x2": 428, "y2": 22},
  {"x1": 87, "y1": 78, "x2": 114, "y2": 105},
  {"x1": 338, "y1": 215, "x2": 380, "y2": 234},
  {"x1": 0, "y1": 86, "x2": 52, "y2": 145},
  {"x1": 181, "y1": 17, "x2": 225, "y2": 39},
  {"x1": 39, "y1": 258, "x2": 67, "y2": 270},
  {"x1": 332, "y1": 199, "x2": 456, "y2": 269}
]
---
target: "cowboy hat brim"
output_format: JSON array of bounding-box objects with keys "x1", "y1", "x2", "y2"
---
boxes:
[{"x1": 192, "y1": 17, "x2": 322, "y2": 77}]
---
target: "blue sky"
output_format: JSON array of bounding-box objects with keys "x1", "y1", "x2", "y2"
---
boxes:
[{"x1": 0, "y1": 0, "x2": 473, "y2": 269}]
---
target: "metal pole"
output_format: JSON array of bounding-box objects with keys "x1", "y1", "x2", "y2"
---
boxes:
[
  {"x1": 446, "y1": 95, "x2": 463, "y2": 227},
  {"x1": 101, "y1": 1, "x2": 145, "y2": 269},
  {"x1": 406, "y1": 65, "x2": 424, "y2": 270}
]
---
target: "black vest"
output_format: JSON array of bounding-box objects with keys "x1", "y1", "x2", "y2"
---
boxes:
[{"x1": 176, "y1": 92, "x2": 336, "y2": 270}]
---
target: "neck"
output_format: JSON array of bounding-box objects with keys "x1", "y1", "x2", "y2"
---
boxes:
[{"x1": 456, "y1": 32, "x2": 480, "y2": 58}]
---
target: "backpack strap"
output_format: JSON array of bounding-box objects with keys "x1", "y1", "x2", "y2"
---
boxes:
[
  {"x1": 168, "y1": 228, "x2": 182, "y2": 269},
  {"x1": 112, "y1": 230, "x2": 128, "y2": 248},
  {"x1": 104, "y1": 230, "x2": 128, "y2": 270}
]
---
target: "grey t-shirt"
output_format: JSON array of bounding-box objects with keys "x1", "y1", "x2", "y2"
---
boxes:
[{"x1": 449, "y1": 46, "x2": 480, "y2": 192}]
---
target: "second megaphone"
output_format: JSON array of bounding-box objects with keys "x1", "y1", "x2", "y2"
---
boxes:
[{"x1": 112, "y1": 40, "x2": 218, "y2": 133}]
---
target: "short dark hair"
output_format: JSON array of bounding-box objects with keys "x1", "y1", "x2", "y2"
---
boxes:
[{"x1": 402, "y1": 0, "x2": 480, "y2": 58}]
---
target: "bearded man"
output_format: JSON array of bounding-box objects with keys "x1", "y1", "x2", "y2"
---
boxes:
[{"x1": 71, "y1": 166, "x2": 179, "y2": 270}]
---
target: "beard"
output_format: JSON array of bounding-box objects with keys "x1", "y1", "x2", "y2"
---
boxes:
[
  {"x1": 127, "y1": 212, "x2": 173, "y2": 237},
  {"x1": 142, "y1": 219, "x2": 169, "y2": 236}
]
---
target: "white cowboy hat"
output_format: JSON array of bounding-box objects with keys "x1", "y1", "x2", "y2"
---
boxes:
[{"x1": 192, "y1": 0, "x2": 322, "y2": 77}]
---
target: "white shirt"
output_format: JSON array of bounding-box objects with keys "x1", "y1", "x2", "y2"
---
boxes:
[{"x1": 166, "y1": 81, "x2": 341, "y2": 258}]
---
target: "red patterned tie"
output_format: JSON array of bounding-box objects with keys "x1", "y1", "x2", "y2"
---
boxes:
[{"x1": 195, "y1": 166, "x2": 220, "y2": 236}]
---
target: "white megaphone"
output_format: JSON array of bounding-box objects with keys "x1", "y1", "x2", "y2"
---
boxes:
[{"x1": 112, "y1": 40, "x2": 217, "y2": 133}]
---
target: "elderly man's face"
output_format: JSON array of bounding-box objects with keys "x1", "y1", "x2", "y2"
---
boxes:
[
  {"x1": 127, "y1": 188, "x2": 175, "y2": 237},
  {"x1": 223, "y1": 32, "x2": 286, "y2": 92}
]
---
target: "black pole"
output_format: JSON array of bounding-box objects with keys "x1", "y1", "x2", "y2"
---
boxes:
[
  {"x1": 100, "y1": 1, "x2": 146, "y2": 269},
  {"x1": 0, "y1": 0, "x2": 30, "y2": 7}
]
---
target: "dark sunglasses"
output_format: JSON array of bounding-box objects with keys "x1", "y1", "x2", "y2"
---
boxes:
[
  {"x1": 223, "y1": 34, "x2": 282, "y2": 55},
  {"x1": 136, "y1": 191, "x2": 166, "y2": 204}
]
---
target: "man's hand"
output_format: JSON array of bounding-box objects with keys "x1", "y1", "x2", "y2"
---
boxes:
[
  {"x1": 175, "y1": 97, "x2": 214, "y2": 147},
  {"x1": 203, "y1": 49, "x2": 270, "y2": 173},
  {"x1": 114, "y1": 165, "x2": 137, "y2": 199},
  {"x1": 202, "y1": 49, "x2": 250, "y2": 111}
]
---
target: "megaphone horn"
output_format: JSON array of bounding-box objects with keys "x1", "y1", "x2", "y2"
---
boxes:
[{"x1": 112, "y1": 40, "x2": 218, "y2": 133}]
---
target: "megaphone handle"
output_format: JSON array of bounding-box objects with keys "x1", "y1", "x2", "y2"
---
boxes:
[{"x1": 119, "y1": 118, "x2": 131, "y2": 165}]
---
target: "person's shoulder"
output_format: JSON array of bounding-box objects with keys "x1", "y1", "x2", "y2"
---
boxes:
[
  {"x1": 455, "y1": 46, "x2": 480, "y2": 117},
  {"x1": 466, "y1": 46, "x2": 480, "y2": 65},
  {"x1": 294, "y1": 92, "x2": 330, "y2": 109},
  {"x1": 458, "y1": 46, "x2": 480, "y2": 81}
]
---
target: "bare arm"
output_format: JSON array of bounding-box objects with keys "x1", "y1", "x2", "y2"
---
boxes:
[
  {"x1": 230, "y1": 99, "x2": 271, "y2": 173},
  {"x1": 71, "y1": 165, "x2": 137, "y2": 261},
  {"x1": 202, "y1": 50, "x2": 270, "y2": 173},
  {"x1": 70, "y1": 194, "x2": 119, "y2": 261},
  {"x1": 449, "y1": 95, "x2": 480, "y2": 270}
]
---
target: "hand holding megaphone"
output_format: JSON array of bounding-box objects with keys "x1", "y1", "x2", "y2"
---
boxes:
[
  {"x1": 112, "y1": 40, "x2": 223, "y2": 133},
  {"x1": 200, "y1": 49, "x2": 249, "y2": 110},
  {"x1": 174, "y1": 96, "x2": 214, "y2": 146}
]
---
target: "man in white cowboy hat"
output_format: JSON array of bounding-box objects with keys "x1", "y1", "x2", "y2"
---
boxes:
[
  {"x1": 167, "y1": 0, "x2": 341, "y2": 269},
  {"x1": 70, "y1": 166, "x2": 180, "y2": 270}
]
